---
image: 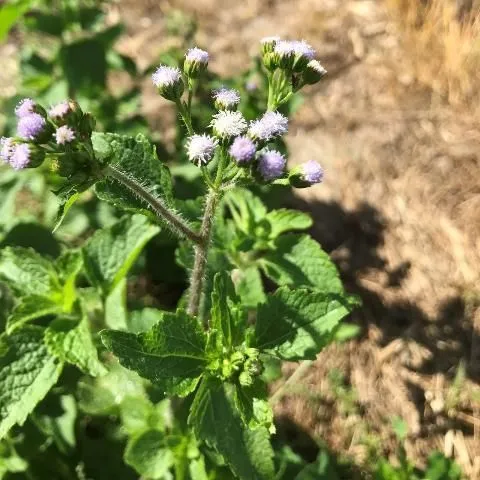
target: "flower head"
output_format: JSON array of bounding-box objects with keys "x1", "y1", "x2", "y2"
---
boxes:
[
  {"x1": 152, "y1": 65, "x2": 184, "y2": 100},
  {"x1": 186, "y1": 134, "x2": 218, "y2": 166},
  {"x1": 15, "y1": 98, "x2": 36, "y2": 118},
  {"x1": 304, "y1": 60, "x2": 327, "y2": 85},
  {"x1": 258, "y1": 149, "x2": 286, "y2": 181},
  {"x1": 248, "y1": 111, "x2": 288, "y2": 142},
  {"x1": 17, "y1": 113, "x2": 46, "y2": 140},
  {"x1": 211, "y1": 111, "x2": 247, "y2": 139},
  {"x1": 229, "y1": 136, "x2": 256, "y2": 165},
  {"x1": 49, "y1": 101, "x2": 71, "y2": 119},
  {"x1": 9, "y1": 144, "x2": 31, "y2": 170},
  {"x1": 213, "y1": 88, "x2": 241, "y2": 111},
  {"x1": 184, "y1": 47, "x2": 209, "y2": 78},
  {"x1": 0, "y1": 137, "x2": 14, "y2": 163},
  {"x1": 274, "y1": 39, "x2": 316, "y2": 71},
  {"x1": 185, "y1": 47, "x2": 209, "y2": 64},
  {"x1": 301, "y1": 160, "x2": 324, "y2": 184},
  {"x1": 55, "y1": 125, "x2": 76, "y2": 145}
]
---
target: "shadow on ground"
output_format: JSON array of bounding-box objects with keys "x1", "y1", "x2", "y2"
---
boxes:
[{"x1": 288, "y1": 196, "x2": 480, "y2": 384}]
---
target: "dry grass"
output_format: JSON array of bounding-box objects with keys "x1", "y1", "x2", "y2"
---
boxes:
[{"x1": 386, "y1": 0, "x2": 480, "y2": 107}]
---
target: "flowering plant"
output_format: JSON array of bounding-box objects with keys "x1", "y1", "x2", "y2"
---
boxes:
[{"x1": 0, "y1": 37, "x2": 358, "y2": 479}]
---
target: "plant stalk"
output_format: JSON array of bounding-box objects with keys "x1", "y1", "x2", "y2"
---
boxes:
[
  {"x1": 105, "y1": 164, "x2": 201, "y2": 243},
  {"x1": 187, "y1": 148, "x2": 228, "y2": 317}
]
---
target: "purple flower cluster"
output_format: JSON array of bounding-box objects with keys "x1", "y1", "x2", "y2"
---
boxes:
[
  {"x1": 229, "y1": 136, "x2": 256, "y2": 164},
  {"x1": 55, "y1": 126, "x2": 76, "y2": 145},
  {"x1": 301, "y1": 160, "x2": 324, "y2": 184},
  {"x1": 15, "y1": 98, "x2": 35, "y2": 118},
  {"x1": 152, "y1": 66, "x2": 182, "y2": 88},
  {"x1": 49, "y1": 101, "x2": 71, "y2": 119},
  {"x1": 17, "y1": 113, "x2": 46, "y2": 140},
  {"x1": 258, "y1": 149, "x2": 286, "y2": 180},
  {"x1": 1, "y1": 137, "x2": 32, "y2": 170},
  {"x1": 248, "y1": 111, "x2": 288, "y2": 142}
]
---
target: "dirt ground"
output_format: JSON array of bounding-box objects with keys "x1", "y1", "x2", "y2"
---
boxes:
[
  {"x1": 3, "y1": 0, "x2": 480, "y2": 476},
  {"x1": 109, "y1": 0, "x2": 480, "y2": 476}
]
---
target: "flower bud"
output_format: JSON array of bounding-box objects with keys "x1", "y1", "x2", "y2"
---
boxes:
[
  {"x1": 48, "y1": 100, "x2": 81, "y2": 125},
  {"x1": 229, "y1": 136, "x2": 256, "y2": 165},
  {"x1": 17, "y1": 113, "x2": 52, "y2": 143},
  {"x1": 9, "y1": 143, "x2": 45, "y2": 170},
  {"x1": 303, "y1": 60, "x2": 327, "y2": 85},
  {"x1": 289, "y1": 160, "x2": 324, "y2": 188},
  {"x1": 239, "y1": 371, "x2": 254, "y2": 387},
  {"x1": 213, "y1": 88, "x2": 241, "y2": 111},
  {"x1": 184, "y1": 47, "x2": 209, "y2": 79},
  {"x1": 274, "y1": 40, "x2": 316, "y2": 72},
  {"x1": 261, "y1": 36, "x2": 281, "y2": 70},
  {"x1": 258, "y1": 149, "x2": 286, "y2": 181},
  {"x1": 152, "y1": 65, "x2": 184, "y2": 101},
  {"x1": 15, "y1": 98, "x2": 36, "y2": 118}
]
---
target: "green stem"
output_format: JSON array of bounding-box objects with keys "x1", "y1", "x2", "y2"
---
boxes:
[
  {"x1": 175, "y1": 99, "x2": 194, "y2": 135},
  {"x1": 105, "y1": 164, "x2": 201, "y2": 244},
  {"x1": 269, "y1": 360, "x2": 313, "y2": 405},
  {"x1": 187, "y1": 148, "x2": 229, "y2": 317}
]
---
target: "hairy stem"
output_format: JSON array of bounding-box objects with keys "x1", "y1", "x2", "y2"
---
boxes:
[
  {"x1": 105, "y1": 164, "x2": 201, "y2": 244},
  {"x1": 187, "y1": 148, "x2": 229, "y2": 317},
  {"x1": 187, "y1": 189, "x2": 219, "y2": 317},
  {"x1": 175, "y1": 99, "x2": 194, "y2": 135}
]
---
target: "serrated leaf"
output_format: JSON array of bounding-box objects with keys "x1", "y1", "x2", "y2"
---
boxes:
[
  {"x1": 260, "y1": 234, "x2": 343, "y2": 293},
  {"x1": 45, "y1": 316, "x2": 106, "y2": 377},
  {"x1": 224, "y1": 188, "x2": 267, "y2": 233},
  {"x1": 265, "y1": 209, "x2": 312, "y2": 238},
  {"x1": 124, "y1": 429, "x2": 174, "y2": 479},
  {"x1": 101, "y1": 309, "x2": 207, "y2": 396},
  {"x1": 188, "y1": 379, "x2": 273, "y2": 480},
  {"x1": 82, "y1": 214, "x2": 160, "y2": 295},
  {"x1": 6, "y1": 295, "x2": 62, "y2": 334},
  {"x1": 255, "y1": 288, "x2": 355, "y2": 360},
  {"x1": 0, "y1": 247, "x2": 60, "y2": 297},
  {"x1": 234, "y1": 382, "x2": 273, "y2": 431},
  {"x1": 0, "y1": 326, "x2": 63, "y2": 439},
  {"x1": 55, "y1": 249, "x2": 83, "y2": 311},
  {"x1": 244, "y1": 427, "x2": 275, "y2": 479},
  {"x1": 94, "y1": 133, "x2": 174, "y2": 217}
]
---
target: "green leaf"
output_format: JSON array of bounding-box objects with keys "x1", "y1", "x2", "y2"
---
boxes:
[
  {"x1": 189, "y1": 379, "x2": 273, "y2": 480},
  {"x1": 260, "y1": 234, "x2": 343, "y2": 293},
  {"x1": 55, "y1": 249, "x2": 83, "y2": 310},
  {"x1": 0, "y1": 326, "x2": 62, "y2": 439},
  {"x1": 0, "y1": 247, "x2": 60, "y2": 297},
  {"x1": 82, "y1": 214, "x2": 160, "y2": 295},
  {"x1": 244, "y1": 427, "x2": 275, "y2": 479},
  {"x1": 234, "y1": 383, "x2": 274, "y2": 432},
  {"x1": 295, "y1": 450, "x2": 342, "y2": 480},
  {"x1": 210, "y1": 272, "x2": 236, "y2": 350},
  {"x1": 224, "y1": 188, "x2": 267, "y2": 234},
  {"x1": 101, "y1": 309, "x2": 207, "y2": 396},
  {"x1": 233, "y1": 266, "x2": 266, "y2": 308},
  {"x1": 265, "y1": 209, "x2": 312, "y2": 238},
  {"x1": 94, "y1": 133, "x2": 174, "y2": 217},
  {"x1": 120, "y1": 396, "x2": 169, "y2": 435},
  {"x1": 105, "y1": 278, "x2": 128, "y2": 330},
  {"x1": 0, "y1": 0, "x2": 33, "y2": 42},
  {"x1": 6, "y1": 295, "x2": 62, "y2": 334},
  {"x1": 124, "y1": 429, "x2": 174, "y2": 479},
  {"x1": 128, "y1": 307, "x2": 163, "y2": 333},
  {"x1": 424, "y1": 452, "x2": 462, "y2": 480},
  {"x1": 45, "y1": 316, "x2": 106, "y2": 377},
  {"x1": 255, "y1": 288, "x2": 356, "y2": 360}
]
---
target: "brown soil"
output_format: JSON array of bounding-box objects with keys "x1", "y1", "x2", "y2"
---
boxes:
[{"x1": 111, "y1": 0, "x2": 480, "y2": 475}]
